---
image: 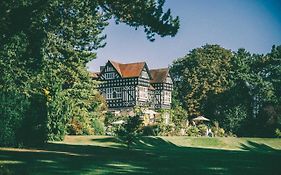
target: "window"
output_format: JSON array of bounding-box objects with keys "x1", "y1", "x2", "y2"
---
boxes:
[
  {"x1": 105, "y1": 72, "x2": 115, "y2": 79},
  {"x1": 106, "y1": 66, "x2": 114, "y2": 71},
  {"x1": 139, "y1": 86, "x2": 148, "y2": 99},
  {"x1": 106, "y1": 87, "x2": 122, "y2": 99},
  {"x1": 164, "y1": 91, "x2": 171, "y2": 104}
]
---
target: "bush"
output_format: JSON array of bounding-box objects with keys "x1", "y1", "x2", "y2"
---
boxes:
[
  {"x1": 117, "y1": 115, "x2": 142, "y2": 149},
  {"x1": 92, "y1": 118, "x2": 105, "y2": 135},
  {"x1": 197, "y1": 124, "x2": 208, "y2": 136},
  {"x1": 67, "y1": 118, "x2": 84, "y2": 135},
  {"x1": 186, "y1": 126, "x2": 200, "y2": 136},
  {"x1": 211, "y1": 121, "x2": 225, "y2": 137},
  {"x1": 158, "y1": 124, "x2": 177, "y2": 136}
]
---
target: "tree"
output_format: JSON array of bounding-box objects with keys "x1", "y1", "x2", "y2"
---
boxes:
[
  {"x1": 0, "y1": 0, "x2": 180, "y2": 145},
  {"x1": 170, "y1": 44, "x2": 233, "y2": 118},
  {"x1": 117, "y1": 115, "x2": 143, "y2": 149},
  {"x1": 254, "y1": 45, "x2": 281, "y2": 137}
]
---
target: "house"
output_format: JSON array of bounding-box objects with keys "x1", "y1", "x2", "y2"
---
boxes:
[{"x1": 92, "y1": 60, "x2": 173, "y2": 114}]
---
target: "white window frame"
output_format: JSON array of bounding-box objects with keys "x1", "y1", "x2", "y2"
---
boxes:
[
  {"x1": 106, "y1": 66, "x2": 114, "y2": 71},
  {"x1": 106, "y1": 87, "x2": 122, "y2": 99},
  {"x1": 164, "y1": 91, "x2": 171, "y2": 104},
  {"x1": 139, "y1": 86, "x2": 148, "y2": 100},
  {"x1": 105, "y1": 72, "x2": 115, "y2": 79}
]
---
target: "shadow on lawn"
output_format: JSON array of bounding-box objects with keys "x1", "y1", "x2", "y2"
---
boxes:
[
  {"x1": 240, "y1": 141, "x2": 278, "y2": 153},
  {"x1": 0, "y1": 137, "x2": 281, "y2": 175}
]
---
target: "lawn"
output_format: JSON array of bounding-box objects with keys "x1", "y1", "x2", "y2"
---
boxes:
[{"x1": 0, "y1": 136, "x2": 281, "y2": 175}]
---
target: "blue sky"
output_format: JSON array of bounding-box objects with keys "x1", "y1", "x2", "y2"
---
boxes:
[{"x1": 87, "y1": 0, "x2": 281, "y2": 71}]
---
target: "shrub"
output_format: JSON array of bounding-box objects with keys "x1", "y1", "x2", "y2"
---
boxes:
[
  {"x1": 197, "y1": 124, "x2": 208, "y2": 136},
  {"x1": 158, "y1": 124, "x2": 176, "y2": 136},
  {"x1": 92, "y1": 118, "x2": 105, "y2": 135},
  {"x1": 67, "y1": 118, "x2": 83, "y2": 135},
  {"x1": 186, "y1": 126, "x2": 200, "y2": 136},
  {"x1": 211, "y1": 121, "x2": 225, "y2": 137},
  {"x1": 117, "y1": 115, "x2": 142, "y2": 149}
]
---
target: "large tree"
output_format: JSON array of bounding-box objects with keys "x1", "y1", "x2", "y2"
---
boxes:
[
  {"x1": 0, "y1": 0, "x2": 180, "y2": 145},
  {"x1": 170, "y1": 44, "x2": 233, "y2": 117}
]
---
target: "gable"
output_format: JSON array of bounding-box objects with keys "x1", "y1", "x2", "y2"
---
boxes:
[
  {"x1": 99, "y1": 61, "x2": 121, "y2": 80},
  {"x1": 140, "y1": 63, "x2": 152, "y2": 79},
  {"x1": 102, "y1": 60, "x2": 148, "y2": 78}
]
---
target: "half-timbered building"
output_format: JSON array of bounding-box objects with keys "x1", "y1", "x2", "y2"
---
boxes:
[{"x1": 92, "y1": 60, "x2": 173, "y2": 112}]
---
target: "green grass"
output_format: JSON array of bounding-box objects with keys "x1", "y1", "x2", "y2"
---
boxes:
[{"x1": 1, "y1": 136, "x2": 281, "y2": 175}]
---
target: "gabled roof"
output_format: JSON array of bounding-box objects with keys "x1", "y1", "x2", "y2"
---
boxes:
[
  {"x1": 109, "y1": 60, "x2": 123, "y2": 76},
  {"x1": 150, "y1": 68, "x2": 169, "y2": 83},
  {"x1": 108, "y1": 60, "x2": 148, "y2": 78}
]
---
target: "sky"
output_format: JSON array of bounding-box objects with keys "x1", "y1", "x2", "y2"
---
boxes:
[{"x1": 87, "y1": 0, "x2": 281, "y2": 72}]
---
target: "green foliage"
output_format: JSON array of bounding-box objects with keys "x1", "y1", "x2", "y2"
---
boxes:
[
  {"x1": 0, "y1": 0, "x2": 179, "y2": 145},
  {"x1": 255, "y1": 104, "x2": 281, "y2": 137},
  {"x1": 221, "y1": 105, "x2": 248, "y2": 135},
  {"x1": 99, "y1": 0, "x2": 180, "y2": 41},
  {"x1": 197, "y1": 124, "x2": 208, "y2": 136},
  {"x1": 170, "y1": 44, "x2": 233, "y2": 117},
  {"x1": 171, "y1": 44, "x2": 281, "y2": 137},
  {"x1": 0, "y1": 91, "x2": 29, "y2": 146},
  {"x1": 171, "y1": 103, "x2": 188, "y2": 128},
  {"x1": 158, "y1": 124, "x2": 177, "y2": 136},
  {"x1": 46, "y1": 90, "x2": 72, "y2": 140},
  {"x1": 117, "y1": 115, "x2": 143, "y2": 149},
  {"x1": 92, "y1": 118, "x2": 105, "y2": 135},
  {"x1": 211, "y1": 122, "x2": 225, "y2": 137},
  {"x1": 67, "y1": 118, "x2": 84, "y2": 135},
  {"x1": 185, "y1": 126, "x2": 200, "y2": 137},
  {"x1": 104, "y1": 112, "x2": 116, "y2": 126}
]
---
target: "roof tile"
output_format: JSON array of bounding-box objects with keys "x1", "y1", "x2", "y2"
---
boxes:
[{"x1": 150, "y1": 68, "x2": 169, "y2": 83}]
